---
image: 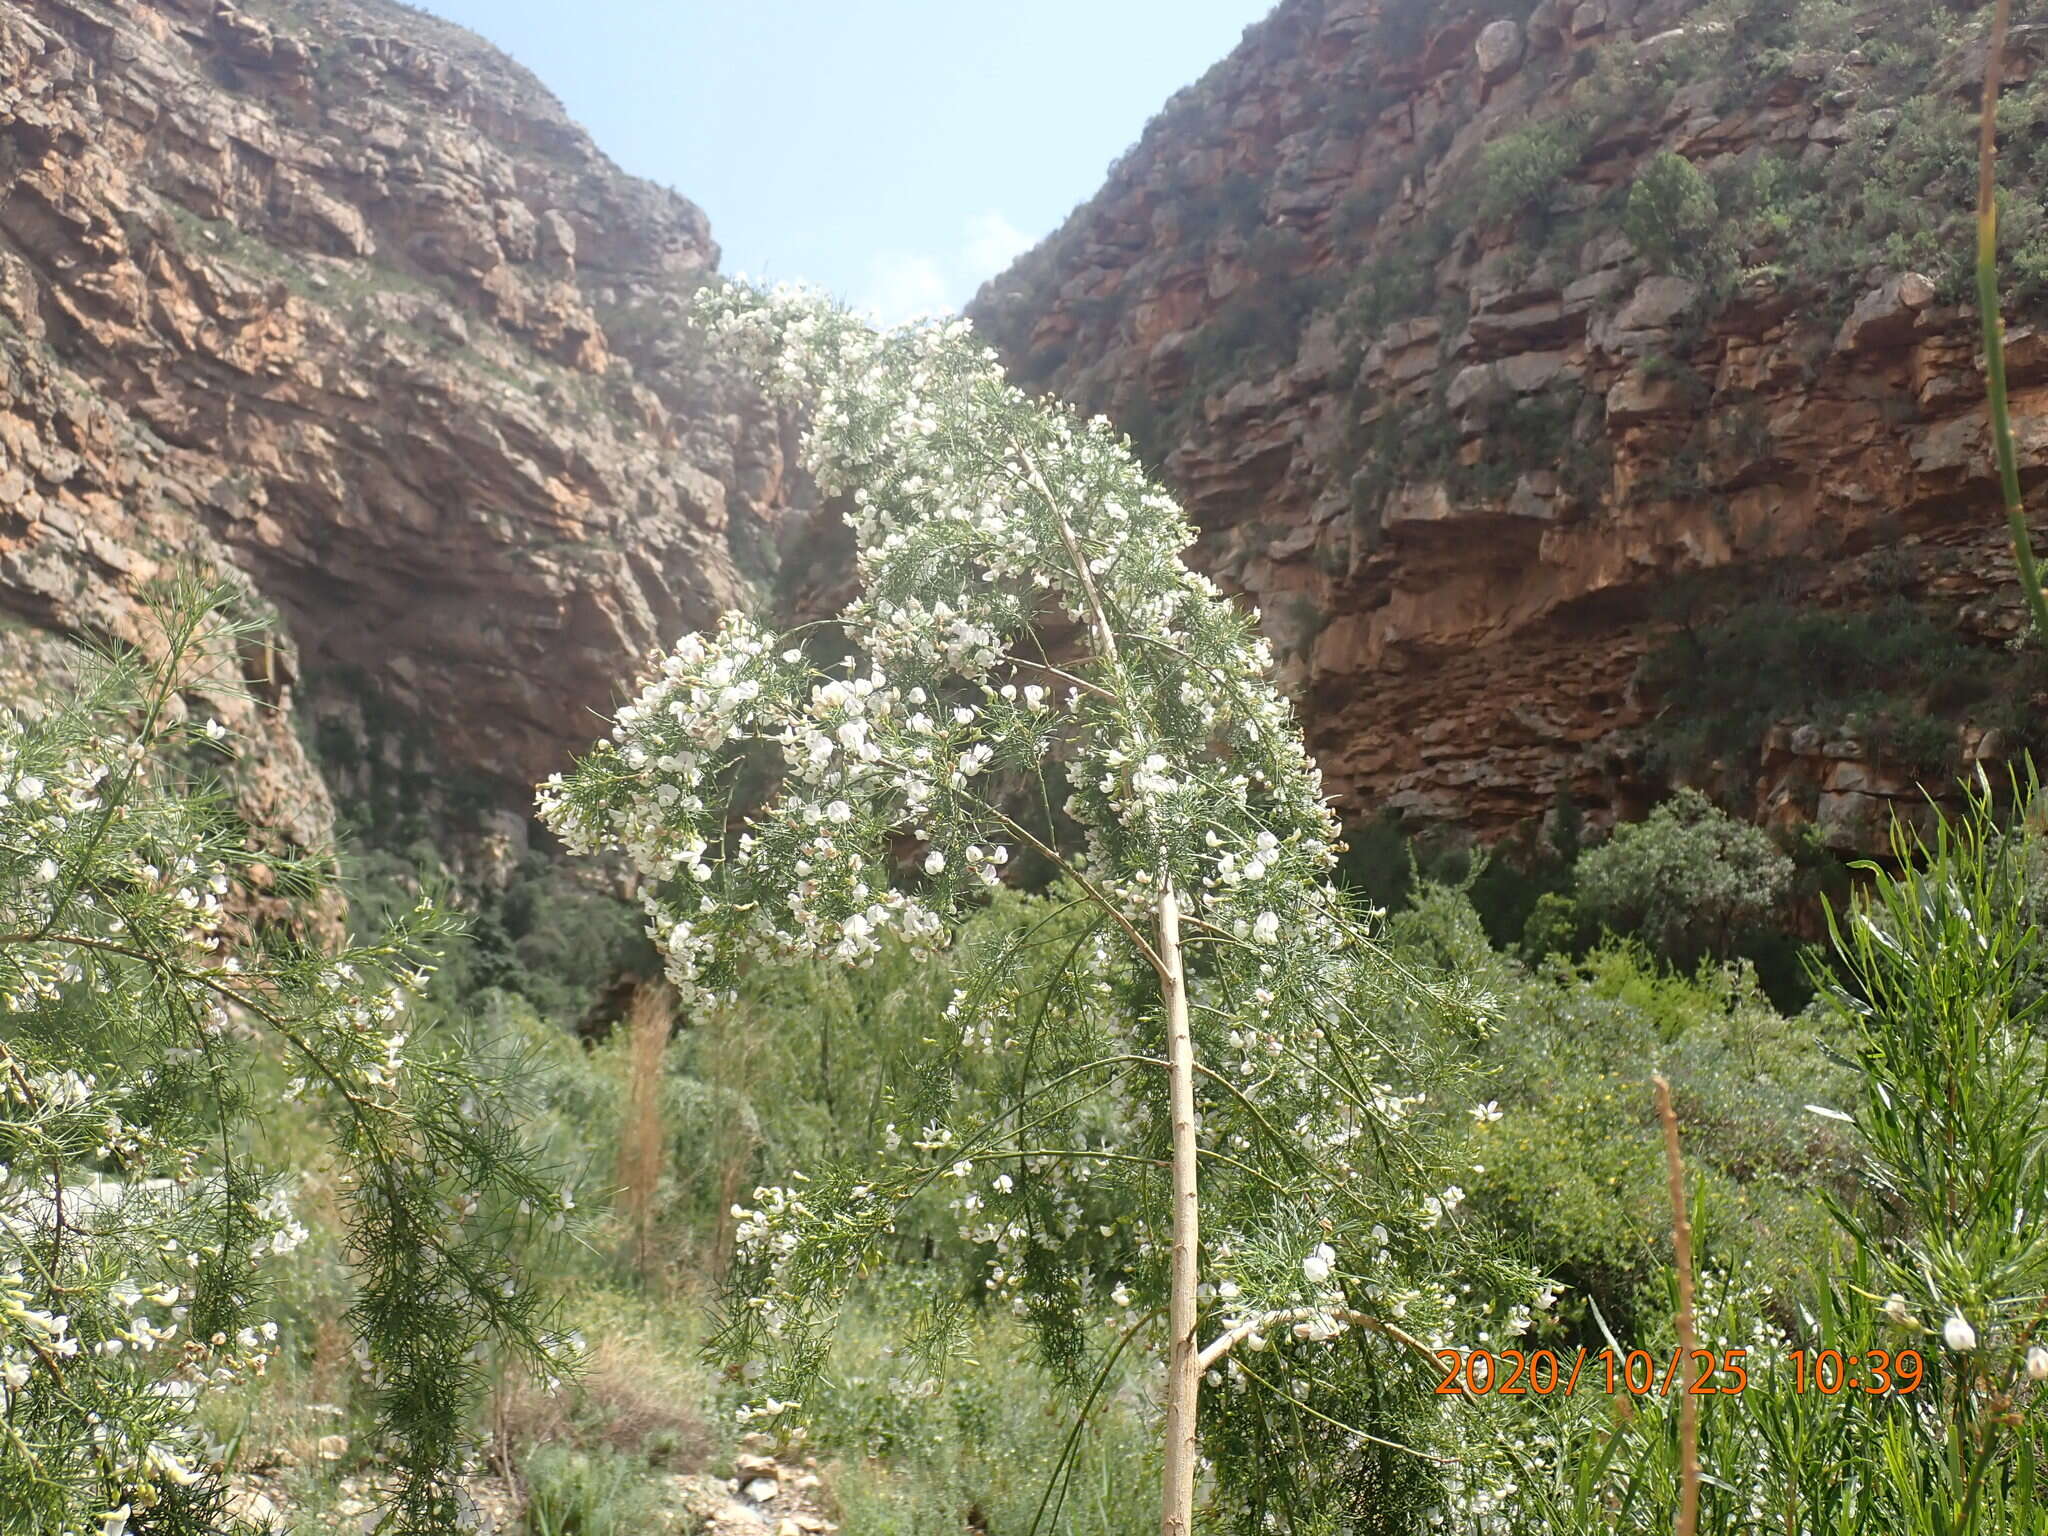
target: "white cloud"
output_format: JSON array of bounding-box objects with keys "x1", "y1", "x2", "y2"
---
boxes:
[
  {"x1": 962, "y1": 210, "x2": 1031, "y2": 279},
  {"x1": 858, "y1": 253, "x2": 953, "y2": 326},
  {"x1": 855, "y1": 210, "x2": 1038, "y2": 327}
]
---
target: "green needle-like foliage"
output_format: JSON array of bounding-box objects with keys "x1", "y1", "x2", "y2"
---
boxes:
[{"x1": 0, "y1": 582, "x2": 574, "y2": 1535}]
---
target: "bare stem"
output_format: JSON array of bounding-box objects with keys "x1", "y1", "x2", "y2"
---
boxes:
[
  {"x1": 1157, "y1": 877, "x2": 1201, "y2": 1536},
  {"x1": 1195, "y1": 1305, "x2": 1440, "y2": 1375},
  {"x1": 1654, "y1": 1074, "x2": 1700, "y2": 1536},
  {"x1": 1975, "y1": 0, "x2": 2048, "y2": 639}
]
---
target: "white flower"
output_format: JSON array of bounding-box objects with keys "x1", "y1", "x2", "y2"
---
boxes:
[
  {"x1": 1884, "y1": 1292, "x2": 1912, "y2": 1325},
  {"x1": 1251, "y1": 912, "x2": 1280, "y2": 945},
  {"x1": 1301, "y1": 1243, "x2": 1336, "y2": 1285},
  {"x1": 1469, "y1": 1101, "x2": 1503, "y2": 1124},
  {"x1": 34, "y1": 858, "x2": 57, "y2": 884},
  {"x1": 1111, "y1": 1284, "x2": 1133, "y2": 1308},
  {"x1": 2029, "y1": 1346, "x2": 2048, "y2": 1381},
  {"x1": 825, "y1": 800, "x2": 854, "y2": 824},
  {"x1": 923, "y1": 850, "x2": 946, "y2": 875},
  {"x1": 1944, "y1": 1311, "x2": 1977, "y2": 1352}
]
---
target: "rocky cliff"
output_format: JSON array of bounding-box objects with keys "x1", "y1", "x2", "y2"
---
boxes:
[
  {"x1": 970, "y1": 0, "x2": 2048, "y2": 851},
  {"x1": 0, "y1": 0, "x2": 793, "y2": 871}
]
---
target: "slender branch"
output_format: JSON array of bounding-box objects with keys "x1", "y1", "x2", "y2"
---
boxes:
[
  {"x1": 965, "y1": 1148, "x2": 1168, "y2": 1170},
  {"x1": 1196, "y1": 1305, "x2": 1440, "y2": 1375},
  {"x1": 1018, "y1": 445, "x2": 1123, "y2": 672},
  {"x1": 1227, "y1": 1353, "x2": 1456, "y2": 1466},
  {"x1": 996, "y1": 650, "x2": 1119, "y2": 703}
]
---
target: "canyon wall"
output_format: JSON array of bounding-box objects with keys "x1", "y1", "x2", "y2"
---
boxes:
[
  {"x1": 970, "y1": 0, "x2": 2048, "y2": 849},
  {"x1": 0, "y1": 0, "x2": 795, "y2": 867}
]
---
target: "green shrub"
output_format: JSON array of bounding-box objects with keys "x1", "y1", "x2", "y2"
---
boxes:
[
  {"x1": 1383, "y1": 889, "x2": 1850, "y2": 1342},
  {"x1": 0, "y1": 586, "x2": 569, "y2": 1534},
  {"x1": 1574, "y1": 790, "x2": 1793, "y2": 969},
  {"x1": 1639, "y1": 596, "x2": 2044, "y2": 784},
  {"x1": 1622, "y1": 152, "x2": 1719, "y2": 274},
  {"x1": 521, "y1": 1445, "x2": 664, "y2": 1536},
  {"x1": 1476, "y1": 118, "x2": 1589, "y2": 224}
]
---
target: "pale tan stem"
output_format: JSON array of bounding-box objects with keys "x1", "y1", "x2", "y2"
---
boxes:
[
  {"x1": 1158, "y1": 876, "x2": 1201, "y2": 1536},
  {"x1": 1655, "y1": 1074, "x2": 1700, "y2": 1536},
  {"x1": 1014, "y1": 440, "x2": 1201, "y2": 1535}
]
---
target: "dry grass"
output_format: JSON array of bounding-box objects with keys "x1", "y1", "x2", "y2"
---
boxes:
[
  {"x1": 617, "y1": 981, "x2": 673, "y2": 1285},
  {"x1": 491, "y1": 1317, "x2": 716, "y2": 1472}
]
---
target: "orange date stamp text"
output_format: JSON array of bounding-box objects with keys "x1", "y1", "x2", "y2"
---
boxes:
[{"x1": 1432, "y1": 1347, "x2": 1925, "y2": 1398}]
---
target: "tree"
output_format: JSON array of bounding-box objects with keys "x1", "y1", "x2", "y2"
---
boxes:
[
  {"x1": 0, "y1": 586, "x2": 571, "y2": 1535},
  {"x1": 1573, "y1": 790, "x2": 1791, "y2": 968},
  {"x1": 540, "y1": 286, "x2": 1527, "y2": 1532}
]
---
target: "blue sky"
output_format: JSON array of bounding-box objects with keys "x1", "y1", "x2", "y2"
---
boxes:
[{"x1": 412, "y1": 0, "x2": 1275, "y2": 321}]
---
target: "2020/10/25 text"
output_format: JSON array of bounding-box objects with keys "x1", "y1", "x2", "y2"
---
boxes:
[{"x1": 1432, "y1": 1347, "x2": 1926, "y2": 1397}]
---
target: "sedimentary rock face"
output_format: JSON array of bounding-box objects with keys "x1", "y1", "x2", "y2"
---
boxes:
[{"x1": 0, "y1": 0, "x2": 797, "y2": 861}]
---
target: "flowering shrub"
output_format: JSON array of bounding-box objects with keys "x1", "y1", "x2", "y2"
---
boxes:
[
  {"x1": 540, "y1": 285, "x2": 1533, "y2": 1530},
  {"x1": 0, "y1": 588, "x2": 572, "y2": 1535}
]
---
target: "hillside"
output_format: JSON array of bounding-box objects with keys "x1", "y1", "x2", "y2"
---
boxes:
[
  {"x1": 970, "y1": 0, "x2": 2048, "y2": 852},
  {"x1": 0, "y1": 0, "x2": 797, "y2": 871}
]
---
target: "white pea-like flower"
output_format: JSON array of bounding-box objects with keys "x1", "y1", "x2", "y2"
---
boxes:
[
  {"x1": 1251, "y1": 912, "x2": 1280, "y2": 945},
  {"x1": 2029, "y1": 1346, "x2": 2048, "y2": 1381},
  {"x1": 923, "y1": 850, "x2": 945, "y2": 875},
  {"x1": 1944, "y1": 1311, "x2": 1977, "y2": 1352},
  {"x1": 1302, "y1": 1243, "x2": 1336, "y2": 1285}
]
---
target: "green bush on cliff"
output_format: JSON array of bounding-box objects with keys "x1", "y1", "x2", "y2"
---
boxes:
[
  {"x1": 1640, "y1": 596, "x2": 2043, "y2": 785},
  {"x1": 1623, "y1": 152, "x2": 1719, "y2": 275},
  {"x1": 1476, "y1": 118, "x2": 1590, "y2": 225}
]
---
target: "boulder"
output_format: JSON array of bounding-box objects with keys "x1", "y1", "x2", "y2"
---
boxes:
[
  {"x1": 1475, "y1": 19, "x2": 1526, "y2": 83},
  {"x1": 1835, "y1": 272, "x2": 1938, "y2": 353}
]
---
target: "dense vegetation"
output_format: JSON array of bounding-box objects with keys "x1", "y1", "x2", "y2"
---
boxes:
[
  {"x1": 13, "y1": 0, "x2": 2048, "y2": 1524},
  {"x1": 11, "y1": 581, "x2": 2048, "y2": 1533}
]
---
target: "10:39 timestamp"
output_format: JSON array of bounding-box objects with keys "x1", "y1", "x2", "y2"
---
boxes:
[{"x1": 1787, "y1": 1348, "x2": 1925, "y2": 1394}]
